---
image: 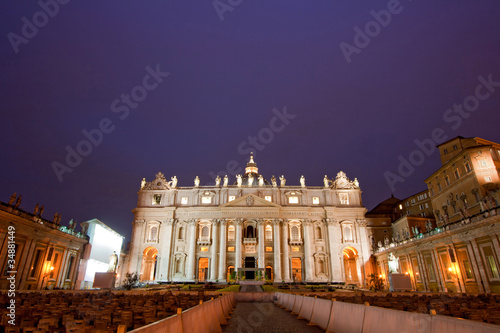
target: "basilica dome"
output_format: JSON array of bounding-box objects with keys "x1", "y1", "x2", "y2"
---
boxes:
[{"x1": 234, "y1": 154, "x2": 271, "y2": 186}]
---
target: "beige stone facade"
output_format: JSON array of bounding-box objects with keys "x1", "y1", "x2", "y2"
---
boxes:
[
  {"x1": 127, "y1": 155, "x2": 372, "y2": 285},
  {"x1": 425, "y1": 136, "x2": 500, "y2": 224},
  {"x1": 371, "y1": 136, "x2": 500, "y2": 293},
  {"x1": 0, "y1": 197, "x2": 88, "y2": 290}
]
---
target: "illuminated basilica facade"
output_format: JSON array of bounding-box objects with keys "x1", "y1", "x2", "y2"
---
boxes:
[{"x1": 127, "y1": 155, "x2": 372, "y2": 284}]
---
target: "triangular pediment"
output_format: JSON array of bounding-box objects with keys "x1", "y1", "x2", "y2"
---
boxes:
[{"x1": 221, "y1": 194, "x2": 281, "y2": 208}]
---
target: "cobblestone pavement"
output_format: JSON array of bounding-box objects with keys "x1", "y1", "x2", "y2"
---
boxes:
[
  {"x1": 240, "y1": 285, "x2": 263, "y2": 292},
  {"x1": 222, "y1": 302, "x2": 324, "y2": 333}
]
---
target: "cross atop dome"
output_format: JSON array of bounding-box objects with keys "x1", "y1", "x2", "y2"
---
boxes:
[{"x1": 245, "y1": 152, "x2": 258, "y2": 174}]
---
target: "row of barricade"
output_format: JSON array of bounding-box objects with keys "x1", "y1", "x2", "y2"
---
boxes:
[
  {"x1": 274, "y1": 293, "x2": 500, "y2": 333},
  {"x1": 128, "y1": 292, "x2": 235, "y2": 333}
]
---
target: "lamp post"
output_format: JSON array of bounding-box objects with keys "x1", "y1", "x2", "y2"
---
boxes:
[{"x1": 448, "y1": 265, "x2": 462, "y2": 293}]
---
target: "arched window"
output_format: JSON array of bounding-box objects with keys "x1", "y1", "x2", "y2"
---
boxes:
[
  {"x1": 228, "y1": 225, "x2": 235, "y2": 240},
  {"x1": 201, "y1": 226, "x2": 209, "y2": 239},
  {"x1": 291, "y1": 226, "x2": 299, "y2": 241},
  {"x1": 265, "y1": 225, "x2": 273, "y2": 241},
  {"x1": 246, "y1": 225, "x2": 255, "y2": 238},
  {"x1": 344, "y1": 226, "x2": 352, "y2": 241},
  {"x1": 149, "y1": 226, "x2": 158, "y2": 242},
  {"x1": 178, "y1": 226, "x2": 184, "y2": 240},
  {"x1": 315, "y1": 226, "x2": 322, "y2": 240}
]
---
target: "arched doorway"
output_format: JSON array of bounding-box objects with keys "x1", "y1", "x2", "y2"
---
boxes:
[
  {"x1": 343, "y1": 247, "x2": 359, "y2": 284},
  {"x1": 265, "y1": 266, "x2": 273, "y2": 281},
  {"x1": 141, "y1": 247, "x2": 158, "y2": 282}
]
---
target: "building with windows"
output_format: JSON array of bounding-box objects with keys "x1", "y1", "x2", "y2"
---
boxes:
[
  {"x1": 425, "y1": 136, "x2": 500, "y2": 225},
  {"x1": 0, "y1": 195, "x2": 88, "y2": 290},
  {"x1": 372, "y1": 136, "x2": 500, "y2": 293},
  {"x1": 127, "y1": 154, "x2": 372, "y2": 285}
]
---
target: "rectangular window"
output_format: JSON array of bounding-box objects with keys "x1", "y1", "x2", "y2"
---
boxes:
[
  {"x1": 228, "y1": 195, "x2": 236, "y2": 202},
  {"x1": 30, "y1": 249, "x2": 43, "y2": 278},
  {"x1": 482, "y1": 245, "x2": 500, "y2": 279},
  {"x1": 453, "y1": 144, "x2": 458, "y2": 150},
  {"x1": 227, "y1": 247, "x2": 235, "y2": 252},
  {"x1": 425, "y1": 256, "x2": 436, "y2": 282},
  {"x1": 443, "y1": 148, "x2": 448, "y2": 154},
  {"x1": 412, "y1": 258, "x2": 421, "y2": 282},
  {"x1": 50, "y1": 253, "x2": 59, "y2": 279},
  {"x1": 462, "y1": 259, "x2": 474, "y2": 280},
  {"x1": 152, "y1": 194, "x2": 162, "y2": 205},
  {"x1": 437, "y1": 183, "x2": 442, "y2": 191},
  {"x1": 453, "y1": 169, "x2": 460, "y2": 180},
  {"x1": 265, "y1": 247, "x2": 273, "y2": 252},
  {"x1": 339, "y1": 193, "x2": 349, "y2": 205},
  {"x1": 288, "y1": 196, "x2": 299, "y2": 204},
  {"x1": 445, "y1": 176, "x2": 450, "y2": 186},
  {"x1": 312, "y1": 197, "x2": 320, "y2": 205},
  {"x1": 484, "y1": 176, "x2": 492, "y2": 182},
  {"x1": 291, "y1": 246, "x2": 300, "y2": 252},
  {"x1": 66, "y1": 256, "x2": 75, "y2": 280},
  {"x1": 181, "y1": 197, "x2": 188, "y2": 205},
  {"x1": 464, "y1": 161, "x2": 472, "y2": 173},
  {"x1": 440, "y1": 253, "x2": 452, "y2": 281},
  {"x1": 479, "y1": 160, "x2": 488, "y2": 168},
  {"x1": 201, "y1": 196, "x2": 212, "y2": 204},
  {"x1": 200, "y1": 247, "x2": 208, "y2": 252},
  {"x1": 265, "y1": 196, "x2": 272, "y2": 202}
]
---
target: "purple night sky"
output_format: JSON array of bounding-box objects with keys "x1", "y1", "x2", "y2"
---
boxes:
[{"x1": 1, "y1": 1, "x2": 499, "y2": 244}]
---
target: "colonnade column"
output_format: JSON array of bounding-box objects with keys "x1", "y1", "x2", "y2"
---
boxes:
[
  {"x1": 273, "y1": 219, "x2": 282, "y2": 281},
  {"x1": 258, "y1": 220, "x2": 265, "y2": 276},
  {"x1": 235, "y1": 219, "x2": 243, "y2": 274},
  {"x1": 186, "y1": 219, "x2": 197, "y2": 281},
  {"x1": 281, "y1": 220, "x2": 290, "y2": 282},
  {"x1": 218, "y1": 219, "x2": 227, "y2": 281},
  {"x1": 159, "y1": 219, "x2": 175, "y2": 281},
  {"x1": 303, "y1": 219, "x2": 315, "y2": 281},
  {"x1": 210, "y1": 219, "x2": 219, "y2": 281}
]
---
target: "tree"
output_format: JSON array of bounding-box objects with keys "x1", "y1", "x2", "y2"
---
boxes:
[{"x1": 122, "y1": 272, "x2": 139, "y2": 290}]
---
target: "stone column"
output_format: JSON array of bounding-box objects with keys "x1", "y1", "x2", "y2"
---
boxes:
[
  {"x1": 235, "y1": 219, "x2": 243, "y2": 275},
  {"x1": 218, "y1": 219, "x2": 227, "y2": 281},
  {"x1": 258, "y1": 219, "x2": 265, "y2": 271},
  {"x1": 281, "y1": 220, "x2": 291, "y2": 281},
  {"x1": 210, "y1": 219, "x2": 219, "y2": 281},
  {"x1": 303, "y1": 220, "x2": 315, "y2": 282},
  {"x1": 431, "y1": 249, "x2": 446, "y2": 292},
  {"x1": 416, "y1": 252, "x2": 429, "y2": 291},
  {"x1": 273, "y1": 219, "x2": 282, "y2": 281},
  {"x1": 158, "y1": 219, "x2": 174, "y2": 281},
  {"x1": 186, "y1": 219, "x2": 197, "y2": 281},
  {"x1": 326, "y1": 219, "x2": 342, "y2": 281},
  {"x1": 127, "y1": 220, "x2": 145, "y2": 274}
]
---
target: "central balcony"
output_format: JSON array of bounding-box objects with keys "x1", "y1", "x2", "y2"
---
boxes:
[{"x1": 243, "y1": 238, "x2": 257, "y2": 245}]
